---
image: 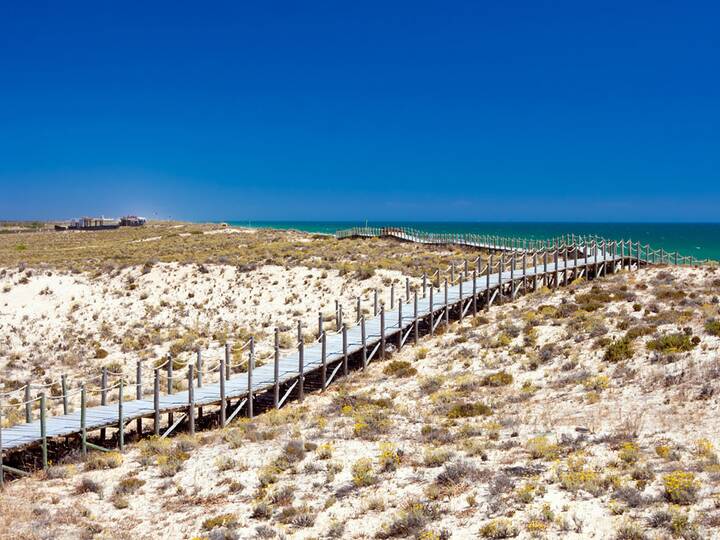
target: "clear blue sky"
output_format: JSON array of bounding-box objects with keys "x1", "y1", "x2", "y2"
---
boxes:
[{"x1": 1, "y1": 1, "x2": 718, "y2": 222}]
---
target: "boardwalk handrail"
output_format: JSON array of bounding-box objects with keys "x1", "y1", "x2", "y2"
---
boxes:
[{"x1": 335, "y1": 226, "x2": 712, "y2": 266}]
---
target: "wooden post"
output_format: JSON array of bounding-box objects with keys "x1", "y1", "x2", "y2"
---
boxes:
[
  {"x1": 533, "y1": 253, "x2": 538, "y2": 291},
  {"x1": 543, "y1": 251, "x2": 548, "y2": 287},
  {"x1": 356, "y1": 297, "x2": 361, "y2": 322},
  {"x1": 390, "y1": 284, "x2": 395, "y2": 309},
  {"x1": 25, "y1": 383, "x2": 31, "y2": 423},
  {"x1": 298, "y1": 338, "x2": 304, "y2": 402},
  {"x1": 248, "y1": 337, "x2": 254, "y2": 418},
  {"x1": 397, "y1": 299, "x2": 403, "y2": 348},
  {"x1": 405, "y1": 277, "x2": 410, "y2": 300},
  {"x1": 136, "y1": 361, "x2": 142, "y2": 436},
  {"x1": 451, "y1": 263, "x2": 455, "y2": 284},
  {"x1": 510, "y1": 256, "x2": 515, "y2": 299},
  {"x1": 321, "y1": 331, "x2": 327, "y2": 390},
  {"x1": 574, "y1": 244, "x2": 579, "y2": 278},
  {"x1": 522, "y1": 253, "x2": 527, "y2": 293},
  {"x1": 317, "y1": 311, "x2": 323, "y2": 338},
  {"x1": 225, "y1": 342, "x2": 231, "y2": 381},
  {"x1": 498, "y1": 255, "x2": 504, "y2": 305},
  {"x1": 274, "y1": 328, "x2": 280, "y2": 409},
  {"x1": 553, "y1": 251, "x2": 559, "y2": 288},
  {"x1": 219, "y1": 348, "x2": 226, "y2": 428},
  {"x1": 429, "y1": 283, "x2": 434, "y2": 335},
  {"x1": 153, "y1": 368, "x2": 160, "y2": 436},
  {"x1": 100, "y1": 367, "x2": 107, "y2": 441},
  {"x1": 80, "y1": 384, "x2": 87, "y2": 457},
  {"x1": 486, "y1": 254, "x2": 492, "y2": 310},
  {"x1": 187, "y1": 365, "x2": 195, "y2": 436},
  {"x1": 413, "y1": 290, "x2": 419, "y2": 344},
  {"x1": 40, "y1": 392, "x2": 47, "y2": 469},
  {"x1": 458, "y1": 277, "x2": 464, "y2": 320},
  {"x1": 118, "y1": 379, "x2": 124, "y2": 450},
  {"x1": 167, "y1": 357, "x2": 173, "y2": 427},
  {"x1": 422, "y1": 273, "x2": 427, "y2": 298},
  {"x1": 444, "y1": 279, "x2": 449, "y2": 326},
  {"x1": 61, "y1": 374, "x2": 68, "y2": 415},
  {"x1": 380, "y1": 306, "x2": 386, "y2": 359},
  {"x1": 464, "y1": 259, "x2": 468, "y2": 280},
  {"x1": 374, "y1": 290, "x2": 378, "y2": 316},
  {"x1": 335, "y1": 300, "x2": 340, "y2": 329},
  {"x1": 342, "y1": 324, "x2": 348, "y2": 377},
  {"x1": 472, "y1": 270, "x2": 477, "y2": 316},
  {"x1": 361, "y1": 316, "x2": 367, "y2": 369}
]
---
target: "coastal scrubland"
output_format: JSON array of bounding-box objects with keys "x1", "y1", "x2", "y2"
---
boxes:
[
  {"x1": 0, "y1": 223, "x2": 473, "y2": 417},
  {"x1": 1, "y1": 227, "x2": 720, "y2": 539}
]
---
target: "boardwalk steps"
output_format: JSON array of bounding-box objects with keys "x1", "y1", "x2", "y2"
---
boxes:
[{"x1": 0, "y1": 229, "x2": 706, "y2": 482}]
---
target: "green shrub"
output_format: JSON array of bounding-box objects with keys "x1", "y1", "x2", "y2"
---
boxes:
[
  {"x1": 447, "y1": 402, "x2": 492, "y2": 418},
  {"x1": 481, "y1": 370, "x2": 513, "y2": 386},
  {"x1": 705, "y1": 319, "x2": 720, "y2": 337},
  {"x1": 647, "y1": 333, "x2": 695, "y2": 354},
  {"x1": 383, "y1": 360, "x2": 417, "y2": 378},
  {"x1": 202, "y1": 513, "x2": 238, "y2": 530},
  {"x1": 604, "y1": 338, "x2": 633, "y2": 362}
]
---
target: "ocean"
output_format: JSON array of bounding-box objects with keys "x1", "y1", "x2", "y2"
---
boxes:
[{"x1": 226, "y1": 221, "x2": 720, "y2": 262}]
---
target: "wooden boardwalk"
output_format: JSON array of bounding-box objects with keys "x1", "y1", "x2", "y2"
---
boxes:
[{"x1": 0, "y1": 228, "x2": 705, "y2": 481}]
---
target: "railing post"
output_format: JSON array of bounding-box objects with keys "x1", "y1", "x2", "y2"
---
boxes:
[
  {"x1": 248, "y1": 337, "x2": 254, "y2": 418},
  {"x1": 342, "y1": 324, "x2": 348, "y2": 377},
  {"x1": 317, "y1": 311, "x2": 323, "y2": 338},
  {"x1": 380, "y1": 306, "x2": 386, "y2": 359},
  {"x1": 100, "y1": 367, "x2": 108, "y2": 442},
  {"x1": 136, "y1": 361, "x2": 142, "y2": 436},
  {"x1": 167, "y1": 356, "x2": 174, "y2": 428},
  {"x1": 298, "y1": 338, "x2": 304, "y2": 402},
  {"x1": 153, "y1": 368, "x2": 160, "y2": 436},
  {"x1": 429, "y1": 280, "x2": 434, "y2": 334},
  {"x1": 80, "y1": 383, "x2": 87, "y2": 457},
  {"x1": 553, "y1": 250, "x2": 559, "y2": 288},
  {"x1": 486, "y1": 254, "x2": 492, "y2": 309},
  {"x1": 472, "y1": 270, "x2": 477, "y2": 316},
  {"x1": 187, "y1": 365, "x2": 194, "y2": 436},
  {"x1": 459, "y1": 277, "x2": 464, "y2": 320},
  {"x1": 498, "y1": 254, "x2": 504, "y2": 304},
  {"x1": 321, "y1": 331, "x2": 327, "y2": 390},
  {"x1": 444, "y1": 279, "x2": 449, "y2": 326},
  {"x1": 25, "y1": 382, "x2": 31, "y2": 423},
  {"x1": 119, "y1": 379, "x2": 124, "y2": 450},
  {"x1": 510, "y1": 256, "x2": 515, "y2": 299},
  {"x1": 219, "y1": 348, "x2": 226, "y2": 428},
  {"x1": 225, "y1": 342, "x2": 231, "y2": 381},
  {"x1": 356, "y1": 297, "x2": 361, "y2": 322},
  {"x1": 374, "y1": 290, "x2": 378, "y2": 316},
  {"x1": 422, "y1": 273, "x2": 427, "y2": 298},
  {"x1": 61, "y1": 374, "x2": 68, "y2": 415},
  {"x1": 405, "y1": 277, "x2": 410, "y2": 300},
  {"x1": 533, "y1": 253, "x2": 538, "y2": 291},
  {"x1": 414, "y1": 290, "x2": 419, "y2": 344},
  {"x1": 273, "y1": 328, "x2": 280, "y2": 409},
  {"x1": 397, "y1": 299, "x2": 403, "y2": 348},
  {"x1": 40, "y1": 392, "x2": 47, "y2": 469},
  {"x1": 361, "y1": 316, "x2": 367, "y2": 369},
  {"x1": 390, "y1": 284, "x2": 395, "y2": 309}
]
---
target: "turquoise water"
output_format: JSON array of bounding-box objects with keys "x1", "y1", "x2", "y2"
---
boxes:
[{"x1": 226, "y1": 221, "x2": 720, "y2": 261}]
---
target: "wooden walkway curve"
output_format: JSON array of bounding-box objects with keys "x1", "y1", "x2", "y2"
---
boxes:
[{"x1": 0, "y1": 227, "x2": 706, "y2": 483}]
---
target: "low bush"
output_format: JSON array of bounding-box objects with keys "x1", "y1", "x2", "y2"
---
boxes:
[
  {"x1": 481, "y1": 370, "x2": 513, "y2": 387},
  {"x1": 446, "y1": 402, "x2": 492, "y2": 419},
  {"x1": 383, "y1": 360, "x2": 417, "y2": 378},
  {"x1": 647, "y1": 333, "x2": 696, "y2": 354},
  {"x1": 662, "y1": 470, "x2": 700, "y2": 504},
  {"x1": 604, "y1": 338, "x2": 633, "y2": 362}
]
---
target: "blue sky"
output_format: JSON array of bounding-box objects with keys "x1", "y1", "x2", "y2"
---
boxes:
[{"x1": 1, "y1": 1, "x2": 718, "y2": 221}]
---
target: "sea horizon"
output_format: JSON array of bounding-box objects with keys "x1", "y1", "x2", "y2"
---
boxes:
[{"x1": 226, "y1": 221, "x2": 720, "y2": 261}]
